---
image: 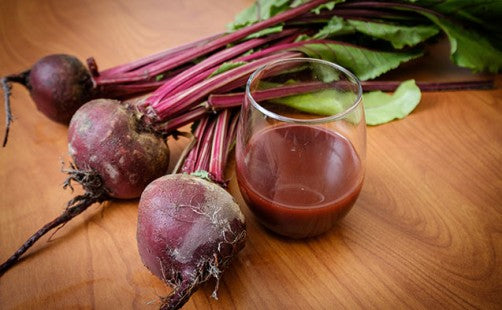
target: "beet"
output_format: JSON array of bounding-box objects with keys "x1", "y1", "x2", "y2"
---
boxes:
[
  {"x1": 0, "y1": 54, "x2": 94, "y2": 146},
  {"x1": 29, "y1": 54, "x2": 94, "y2": 124},
  {"x1": 0, "y1": 98, "x2": 170, "y2": 276},
  {"x1": 2, "y1": 54, "x2": 93, "y2": 124},
  {"x1": 137, "y1": 174, "x2": 246, "y2": 309},
  {"x1": 68, "y1": 98, "x2": 169, "y2": 199}
]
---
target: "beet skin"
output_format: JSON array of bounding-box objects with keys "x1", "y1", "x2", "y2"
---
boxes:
[
  {"x1": 29, "y1": 54, "x2": 94, "y2": 124},
  {"x1": 68, "y1": 99, "x2": 169, "y2": 199},
  {"x1": 137, "y1": 174, "x2": 246, "y2": 309}
]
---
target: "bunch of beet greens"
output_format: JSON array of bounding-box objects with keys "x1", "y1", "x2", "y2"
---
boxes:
[
  {"x1": 1, "y1": 0, "x2": 501, "y2": 308},
  {"x1": 3, "y1": 0, "x2": 500, "y2": 144}
]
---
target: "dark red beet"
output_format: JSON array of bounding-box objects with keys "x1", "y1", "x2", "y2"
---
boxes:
[
  {"x1": 137, "y1": 174, "x2": 246, "y2": 309},
  {"x1": 28, "y1": 54, "x2": 94, "y2": 124},
  {"x1": 68, "y1": 98, "x2": 170, "y2": 199},
  {"x1": 1, "y1": 54, "x2": 94, "y2": 146},
  {"x1": 0, "y1": 98, "x2": 170, "y2": 276}
]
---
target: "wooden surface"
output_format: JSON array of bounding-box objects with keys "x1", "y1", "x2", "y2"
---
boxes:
[{"x1": 1, "y1": 1, "x2": 501, "y2": 309}]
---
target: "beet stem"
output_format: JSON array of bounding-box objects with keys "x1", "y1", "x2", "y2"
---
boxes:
[
  {"x1": 225, "y1": 112, "x2": 240, "y2": 157},
  {"x1": 194, "y1": 119, "x2": 217, "y2": 173},
  {"x1": 153, "y1": 51, "x2": 302, "y2": 120},
  {"x1": 0, "y1": 192, "x2": 106, "y2": 277},
  {"x1": 209, "y1": 110, "x2": 232, "y2": 184},
  {"x1": 207, "y1": 78, "x2": 496, "y2": 109},
  {"x1": 146, "y1": 29, "x2": 299, "y2": 107},
  {"x1": 99, "y1": 0, "x2": 328, "y2": 85},
  {"x1": 337, "y1": 1, "x2": 442, "y2": 17},
  {"x1": 182, "y1": 117, "x2": 210, "y2": 173},
  {"x1": 98, "y1": 32, "x2": 225, "y2": 79},
  {"x1": 154, "y1": 106, "x2": 209, "y2": 134},
  {"x1": 172, "y1": 134, "x2": 197, "y2": 174}
]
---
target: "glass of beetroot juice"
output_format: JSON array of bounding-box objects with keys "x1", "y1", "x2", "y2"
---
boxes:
[{"x1": 235, "y1": 58, "x2": 366, "y2": 239}]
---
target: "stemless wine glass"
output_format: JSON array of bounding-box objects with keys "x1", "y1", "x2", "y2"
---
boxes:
[{"x1": 235, "y1": 58, "x2": 366, "y2": 239}]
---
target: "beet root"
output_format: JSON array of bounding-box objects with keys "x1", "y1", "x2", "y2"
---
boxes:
[
  {"x1": 68, "y1": 98, "x2": 170, "y2": 199},
  {"x1": 28, "y1": 54, "x2": 94, "y2": 124},
  {"x1": 137, "y1": 174, "x2": 246, "y2": 309},
  {"x1": 0, "y1": 98, "x2": 170, "y2": 277}
]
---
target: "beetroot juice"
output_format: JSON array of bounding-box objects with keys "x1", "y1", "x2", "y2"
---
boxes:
[{"x1": 236, "y1": 124, "x2": 363, "y2": 238}]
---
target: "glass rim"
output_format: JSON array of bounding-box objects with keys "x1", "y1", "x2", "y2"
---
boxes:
[{"x1": 245, "y1": 57, "x2": 363, "y2": 124}]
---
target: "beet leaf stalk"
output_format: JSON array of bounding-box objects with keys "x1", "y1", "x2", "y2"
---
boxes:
[
  {"x1": 207, "y1": 78, "x2": 496, "y2": 110},
  {"x1": 137, "y1": 110, "x2": 244, "y2": 309},
  {"x1": 100, "y1": 0, "x2": 329, "y2": 85},
  {"x1": 143, "y1": 51, "x2": 302, "y2": 122},
  {"x1": 145, "y1": 29, "x2": 300, "y2": 107},
  {"x1": 96, "y1": 32, "x2": 224, "y2": 78}
]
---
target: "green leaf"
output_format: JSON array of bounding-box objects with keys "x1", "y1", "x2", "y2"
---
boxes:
[
  {"x1": 313, "y1": 16, "x2": 355, "y2": 39},
  {"x1": 269, "y1": 80, "x2": 421, "y2": 125},
  {"x1": 346, "y1": 20, "x2": 439, "y2": 49},
  {"x1": 411, "y1": 0, "x2": 502, "y2": 32},
  {"x1": 270, "y1": 89, "x2": 354, "y2": 116},
  {"x1": 421, "y1": 12, "x2": 502, "y2": 73},
  {"x1": 299, "y1": 43, "x2": 423, "y2": 80},
  {"x1": 229, "y1": 0, "x2": 345, "y2": 31},
  {"x1": 190, "y1": 170, "x2": 213, "y2": 182},
  {"x1": 311, "y1": 1, "x2": 344, "y2": 14},
  {"x1": 364, "y1": 80, "x2": 421, "y2": 125},
  {"x1": 209, "y1": 61, "x2": 248, "y2": 78},
  {"x1": 290, "y1": 0, "x2": 344, "y2": 12},
  {"x1": 244, "y1": 25, "x2": 284, "y2": 39},
  {"x1": 227, "y1": 0, "x2": 290, "y2": 31}
]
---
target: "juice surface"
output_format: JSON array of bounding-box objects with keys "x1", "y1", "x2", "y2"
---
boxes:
[{"x1": 236, "y1": 124, "x2": 363, "y2": 238}]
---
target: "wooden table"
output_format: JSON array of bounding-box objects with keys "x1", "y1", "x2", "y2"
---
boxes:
[{"x1": 1, "y1": 1, "x2": 501, "y2": 309}]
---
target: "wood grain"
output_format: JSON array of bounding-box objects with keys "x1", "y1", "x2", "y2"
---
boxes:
[{"x1": 1, "y1": 1, "x2": 501, "y2": 309}]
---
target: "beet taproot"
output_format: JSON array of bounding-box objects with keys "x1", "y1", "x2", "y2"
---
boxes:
[
  {"x1": 68, "y1": 98, "x2": 170, "y2": 199},
  {"x1": 137, "y1": 174, "x2": 246, "y2": 309},
  {"x1": 0, "y1": 98, "x2": 170, "y2": 276}
]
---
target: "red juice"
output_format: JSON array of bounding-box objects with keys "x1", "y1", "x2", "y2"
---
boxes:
[{"x1": 236, "y1": 124, "x2": 363, "y2": 238}]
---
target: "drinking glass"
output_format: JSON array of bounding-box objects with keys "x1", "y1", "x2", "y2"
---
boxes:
[{"x1": 235, "y1": 58, "x2": 366, "y2": 239}]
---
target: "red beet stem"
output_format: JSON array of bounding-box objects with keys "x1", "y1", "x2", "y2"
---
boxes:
[
  {"x1": 291, "y1": 8, "x2": 424, "y2": 24},
  {"x1": 208, "y1": 81, "x2": 335, "y2": 109},
  {"x1": 96, "y1": 32, "x2": 224, "y2": 79},
  {"x1": 152, "y1": 51, "x2": 302, "y2": 120},
  {"x1": 98, "y1": 0, "x2": 329, "y2": 85},
  {"x1": 182, "y1": 117, "x2": 210, "y2": 174},
  {"x1": 209, "y1": 110, "x2": 232, "y2": 184},
  {"x1": 146, "y1": 29, "x2": 300, "y2": 107},
  {"x1": 337, "y1": 1, "x2": 442, "y2": 17},
  {"x1": 225, "y1": 111, "x2": 240, "y2": 156},
  {"x1": 235, "y1": 39, "x2": 330, "y2": 62},
  {"x1": 207, "y1": 79, "x2": 496, "y2": 110},
  {"x1": 100, "y1": 81, "x2": 165, "y2": 98},
  {"x1": 194, "y1": 119, "x2": 216, "y2": 173},
  {"x1": 363, "y1": 79, "x2": 495, "y2": 91},
  {"x1": 154, "y1": 106, "x2": 209, "y2": 134}
]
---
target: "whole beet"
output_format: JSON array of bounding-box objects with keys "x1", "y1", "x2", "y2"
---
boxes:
[
  {"x1": 28, "y1": 54, "x2": 94, "y2": 124},
  {"x1": 68, "y1": 98, "x2": 170, "y2": 199},
  {"x1": 0, "y1": 98, "x2": 170, "y2": 276},
  {"x1": 137, "y1": 174, "x2": 246, "y2": 309}
]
